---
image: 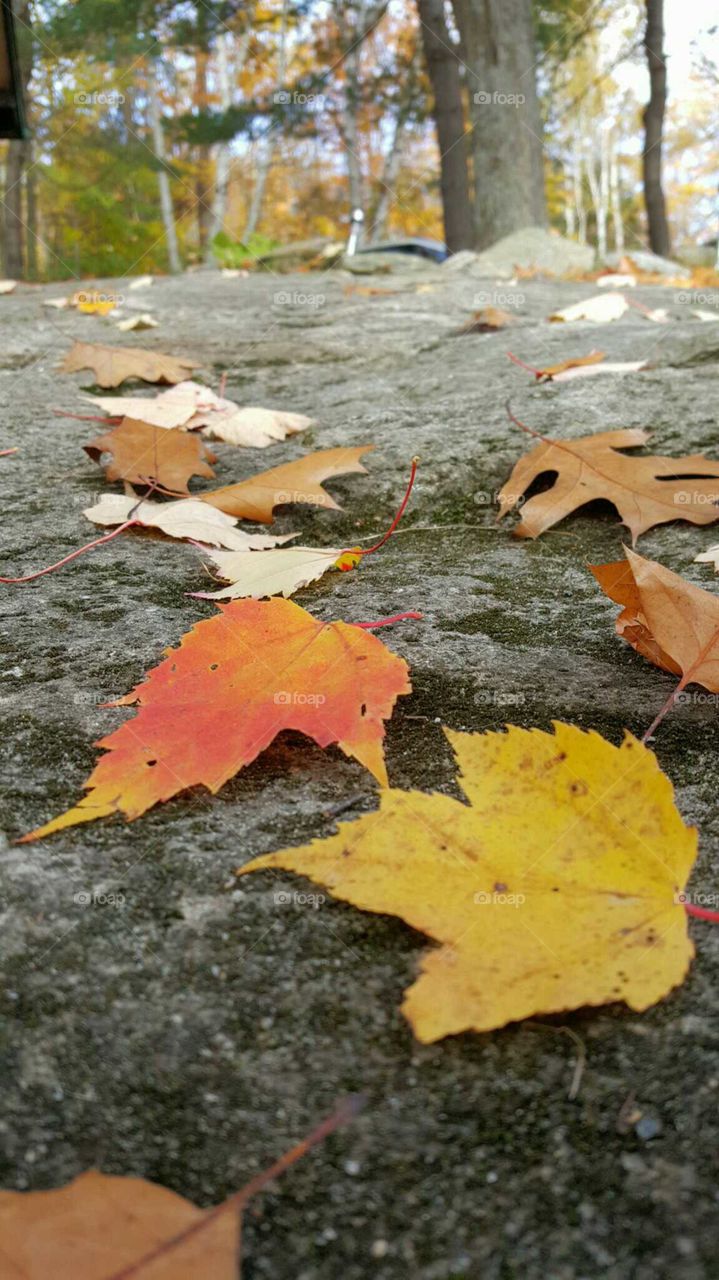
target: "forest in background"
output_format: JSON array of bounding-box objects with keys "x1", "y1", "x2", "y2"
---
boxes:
[{"x1": 1, "y1": 0, "x2": 717, "y2": 281}]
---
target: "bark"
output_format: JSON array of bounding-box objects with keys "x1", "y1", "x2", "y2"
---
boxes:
[
  {"x1": 148, "y1": 60, "x2": 182, "y2": 274},
  {"x1": 25, "y1": 141, "x2": 37, "y2": 278},
  {"x1": 450, "y1": 0, "x2": 546, "y2": 249},
  {"x1": 2, "y1": 0, "x2": 32, "y2": 278},
  {"x1": 368, "y1": 112, "x2": 406, "y2": 241},
  {"x1": 3, "y1": 141, "x2": 26, "y2": 277},
  {"x1": 642, "y1": 0, "x2": 670, "y2": 256},
  {"x1": 416, "y1": 0, "x2": 473, "y2": 251},
  {"x1": 194, "y1": 46, "x2": 212, "y2": 250},
  {"x1": 244, "y1": 0, "x2": 288, "y2": 240}
]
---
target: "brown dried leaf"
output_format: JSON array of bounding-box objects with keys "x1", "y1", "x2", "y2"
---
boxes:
[
  {"x1": 0, "y1": 1169, "x2": 238, "y2": 1279},
  {"x1": 84, "y1": 418, "x2": 216, "y2": 494},
  {"x1": 498, "y1": 428, "x2": 719, "y2": 543},
  {"x1": 60, "y1": 341, "x2": 199, "y2": 387},
  {"x1": 199, "y1": 445, "x2": 373, "y2": 522}
]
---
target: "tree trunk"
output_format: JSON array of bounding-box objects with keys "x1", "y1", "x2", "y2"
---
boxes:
[
  {"x1": 244, "y1": 0, "x2": 289, "y2": 240},
  {"x1": 194, "y1": 46, "x2": 212, "y2": 251},
  {"x1": 416, "y1": 0, "x2": 473, "y2": 251},
  {"x1": 25, "y1": 142, "x2": 38, "y2": 278},
  {"x1": 368, "y1": 113, "x2": 406, "y2": 241},
  {"x1": 642, "y1": 0, "x2": 671, "y2": 256},
  {"x1": 609, "y1": 133, "x2": 624, "y2": 254},
  {"x1": 205, "y1": 31, "x2": 250, "y2": 260},
  {"x1": 451, "y1": 0, "x2": 546, "y2": 249},
  {"x1": 3, "y1": 142, "x2": 26, "y2": 277},
  {"x1": 148, "y1": 61, "x2": 182, "y2": 274},
  {"x1": 339, "y1": 34, "x2": 366, "y2": 212}
]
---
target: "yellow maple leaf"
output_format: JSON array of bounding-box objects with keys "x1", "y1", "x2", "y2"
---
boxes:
[{"x1": 238, "y1": 723, "x2": 697, "y2": 1041}]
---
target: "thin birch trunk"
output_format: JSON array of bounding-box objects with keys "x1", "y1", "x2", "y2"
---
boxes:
[
  {"x1": 205, "y1": 31, "x2": 250, "y2": 258},
  {"x1": 243, "y1": 0, "x2": 288, "y2": 240},
  {"x1": 148, "y1": 60, "x2": 181, "y2": 274}
]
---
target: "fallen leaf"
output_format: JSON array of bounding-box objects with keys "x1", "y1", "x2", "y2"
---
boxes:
[
  {"x1": 550, "y1": 292, "x2": 629, "y2": 323},
  {"x1": 128, "y1": 274, "x2": 154, "y2": 289},
  {"x1": 596, "y1": 273, "x2": 637, "y2": 288},
  {"x1": 84, "y1": 493, "x2": 299, "y2": 551},
  {"x1": 457, "y1": 306, "x2": 516, "y2": 334},
  {"x1": 196, "y1": 406, "x2": 313, "y2": 449},
  {"x1": 60, "y1": 341, "x2": 199, "y2": 387},
  {"x1": 190, "y1": 544, "x2": 346, "y2": 600},
  {"x1": 498, "y1": 427, "x2": 719, "y2": 542},
  {"x1": 84, "y1": 418, "x2": 216, "y2": 494},
  {"x1": 72, "y1": 290, "x2": 117, "y2": 316},
  {"x1": 696, "y1": 543, "x2": 719, "y2": 571},
  {"x1": 592, "y1": 548, "x2": 719, "y2": 700},
  {"x1": 0, "y1": 278, "x2": 17, "y2": 294},
  {"x1": 238, "y1": 722, "x2": 696, "y2": 1041},
  {"x1": 198, "y1": 445, "x2": 373, "y2": 522},
  {"x1": 552, "y1": 361, "x2": 645, "y2": 382},
  {"x1": 86, "y1": 380, "x2": 222, "y2": 429},
  {"x1": 692, "y1": 309, "x2": 719, "y2": 323},
  {"x1": 0, "y1": 1169, "x2": 238, "y2": 1279},
  {"x1": 590, "y1": 558, "x2": 680, "y2": 675},
  {"x1": 117, "y1": 313, "x2": 159, "y2": 331},
  {"x1": 42, "y1": 296, "x2": 70, "y2": 309},
  {"x1": 21, "y1": 598, "x2": 410, "y2": 840},
  {"x1": 508, "y1": 349, "x2": 606, "y2": 380}
]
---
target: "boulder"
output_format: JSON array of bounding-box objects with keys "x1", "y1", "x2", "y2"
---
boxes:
[
  {"x1": 443, "y1": 226, "x2": 595, "y2": 278},
  {"x1": 604, "y1": 248, "x2": 685, "y2": 277}
]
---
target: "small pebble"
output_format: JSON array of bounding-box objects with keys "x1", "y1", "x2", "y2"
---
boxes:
[
  {"x1": 371, "y1": 1239, "x2": 389, "y2": 1259},
  {"x1": 635, "y1": 1115, "x2": 662, "y2": 1141}
]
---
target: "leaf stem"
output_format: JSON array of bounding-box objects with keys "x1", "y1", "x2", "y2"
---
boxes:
[
  {"x1": 354, "y1": 612, "x2": 423, "y2": 629},
  {"x1": 506, "y1": 351, "x2": 543, "y2": 378},
  {"x1": 103, "y1": 1094, "x2": 366, "y2": 1280},
  {"x1": 52, "y1": 408, "x2": 122, "y2": 424},
  {"x1": 356, "y1": 457, "x2": 420, "y2": 558},
  {"x1": 684, "y1": 903, "x2": 719, "y2": 923},
  {"x1": 0, "y1": 520, "x2": 140, "y2": 584}
]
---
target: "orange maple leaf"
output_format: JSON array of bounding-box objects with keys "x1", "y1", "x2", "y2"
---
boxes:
[{"x1": 21, "y1": 599, "x2": 411, "y2": 841}]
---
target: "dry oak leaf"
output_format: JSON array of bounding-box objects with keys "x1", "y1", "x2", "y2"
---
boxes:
[
  {"x1": 197, "y1": 405, "x2": 313, "y2": 449},
  {"x1": 21, "y1": 597, "x2": 410, "y2": 841},
  {"x1": 86, "y1": 380, "x2": 223, "y2": 428},
  {"x1": 84, "y1": 418, "x2": 216, "y2": 494},
  {"x1": 86, "y1": 381, "x2": 314, "y2": 447},
  {"x1": 592, "y1": 548, "x2": 719, "y2": 695},
  {"x1": 60, "y1": 341, "x2": 199, "y2": 387},
  {"x1": 0, "y1": 1170, "x2": 238, "y2": 1279},
  {"x1": 549, "y1": 292, "x2": 629, "y2": 323},
  {"x1": 191, "y1": 543, "x2": 345, "y2": 601},
  {"x1": 84, "y1": 493, "x2": 298, "y2": 551},
  {"x1": 457, "y1": 306, "x2": 516, "y2": 334},
  {"x1": 198, "y1": 444, "x2": 373, "y2": 522},
  {"x1": 498, "y1": 428, "x2": 719, "y2": 543},
  {"x1": 238, "y1": 722, "x2": 696, "y2": 1041}
]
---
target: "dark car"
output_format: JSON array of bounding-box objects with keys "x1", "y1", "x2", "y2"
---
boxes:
[{"x1": 357, "y1": 237, "x2": 449, "y2": 264}]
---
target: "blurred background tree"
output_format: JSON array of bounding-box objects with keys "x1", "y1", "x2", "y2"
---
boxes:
[{"x1": 1, "y1": 0, "x2": 716, "y2": 279}]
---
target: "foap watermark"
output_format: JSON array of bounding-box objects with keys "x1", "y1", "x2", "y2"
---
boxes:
[
  {"x1": 675, "y1": 891, "x2": 719, "y2": 908},
  {"x1": 474, "y1": 889, "x2": 526, "y2": 907},
  {"x1": 474, "y1": 289, "x2": 525, "y2": 309},
  {"x1": 274, "y1": 889, "x2": 326, "y2": 908},
  {"x1": 474, "y1": 90, "x2": 525, "y2": 107},
  {"x1": 674, "y1": 491, "x2": 719, "y2": 505},
  {"x1": 274, "y1": 489, "x2": 332, "y2": 507},
  {"x1": 474, "y1": 689, "x2": 527, "y2": 708},
  {"x1": 473, "y1": 490, "x2": 525, "y2": 508},
  {"x1": 73, "y1": 289, "x2": 125, "y2": 308},
  {"x1": 274, "y1": 89, "x2": 325, "y2": 108},
  {"x1": 674, "y1": 690, "x2": 719, "y2": 708},
  {"x1": 74, "y1": 889, "x2": 126, "y2": 908},
  {"x1": 75, "y1": 90, "x2": 126, "y2": 107},
  {"x1": 274, "y1": 690, "x2": 326, "y2": 706},
  {"x1": 273, "y1": 290, "x2": 326, "y2": 309},
  {"x1": 677, "y1": 290, "x2": 719, "y2": 308}
]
